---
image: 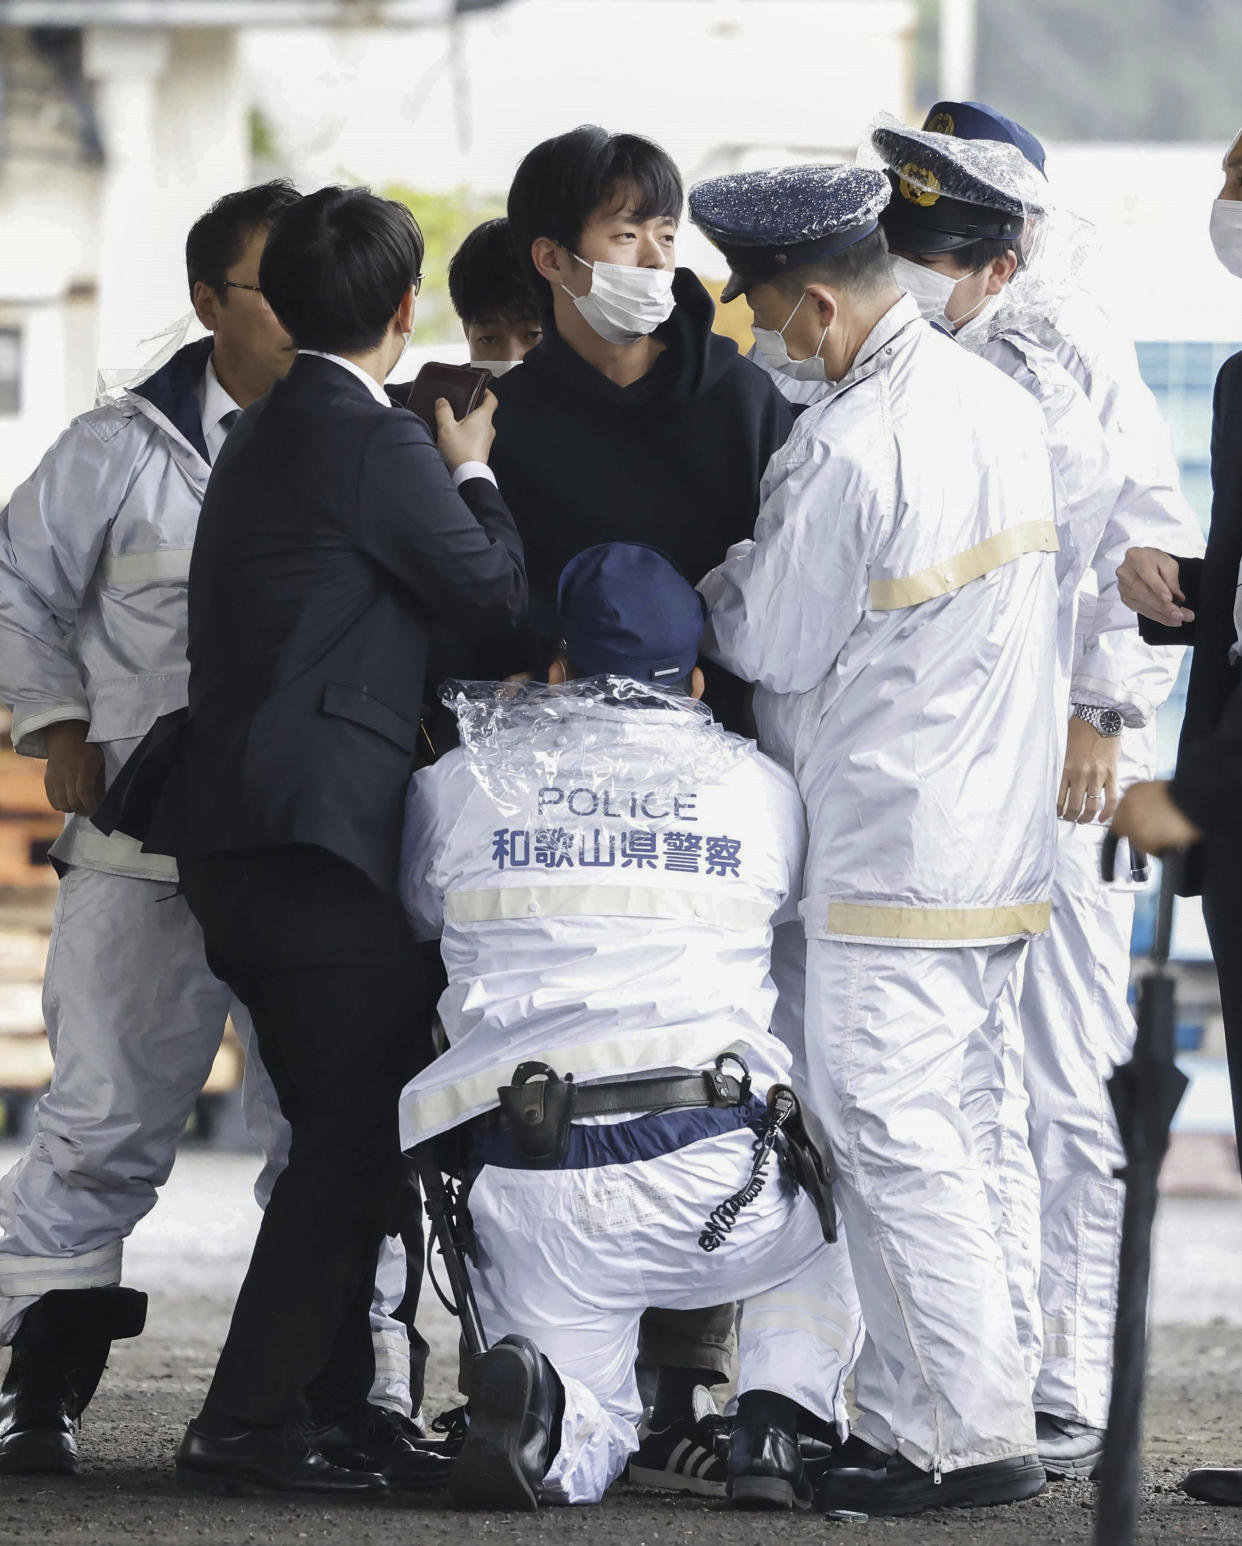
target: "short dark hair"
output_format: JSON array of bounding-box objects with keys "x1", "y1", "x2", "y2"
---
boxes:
[
  {"x1": 259, "y1": 186, "x2": 424, "y2": 354},
  {"x1": 185, "y1": 180, "x2": 301, "y2": 299},
  {"x1": 448, "y1": 218, "x2": 540, "y2": 327},
  {"x1": 957, "y1": 236, "x2": 1024, "y2": 274},
  {"x1": 508, "y1": 126, "x2": 683, "y2": 310},
  {"x1": 768, "y1": 226, "x2": 895, "y2": 300}
]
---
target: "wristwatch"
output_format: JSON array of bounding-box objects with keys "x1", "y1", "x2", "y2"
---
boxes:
[{"x1": 1072, "y1": 703, "x2": 1123, "y2": 737}]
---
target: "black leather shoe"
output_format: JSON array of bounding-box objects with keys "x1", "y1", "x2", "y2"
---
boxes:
[
  {"x1": 728, "y1": 1418, "x2": 812, "y2": 1511},
  {"x1": 449, "y1": 1335, "x2": 562, "y2": 1512},
  {"x1": 314, "y1": 1404, "x2": 453, "y2": 1493},
  {"x1": 815, "y1": 1432, "x2": 890, "y2": 1470},
  {"x1": 176, "y1": 1419, "x2": 388, "y2": 1498},
  {"x1": 0, "y1": 1286, "x2": 147, "y2": 1476},
  {"x1": 1036, "y1": 1412, "x2": 1104, "y2": 1480},
  {"x1": 1183, "y1": 1467, "x2": 1242, "y2": 1504},
  {"x1": 817, "y1": 1451, "x2": 1046, "y2": 1516}
]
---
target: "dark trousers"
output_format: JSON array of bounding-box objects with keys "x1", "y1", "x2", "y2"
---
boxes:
[
  {"x1": 179, "y1": 845, "x2": 428, "y2": 1427},
  {"x1": 1204, "y1": 840, "x2": 1242, "y2": 1167}
]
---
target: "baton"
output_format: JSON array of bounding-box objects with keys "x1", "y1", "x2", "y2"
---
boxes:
[{"x1": 412, "y1": 1143, "x2": 488, "y2": 1359}]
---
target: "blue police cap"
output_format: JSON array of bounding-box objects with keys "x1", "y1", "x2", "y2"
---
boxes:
[
  {"x1": 871, "y1": 116, "x2": 1047, "y2": 255},
  {"x1": 922, "y1": 101, "x2": 1047, "y2": 176},
  {"x1": 689, "y1": 164, "x2": 890, "y2": 303},
  {"x1": 556, "y1": 543, "x2": 706, "y2": 684}
]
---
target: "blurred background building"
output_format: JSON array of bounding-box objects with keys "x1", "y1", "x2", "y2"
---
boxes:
[{"x1": 0, "y1": 0, "x2": 1239, "y2": 1162}]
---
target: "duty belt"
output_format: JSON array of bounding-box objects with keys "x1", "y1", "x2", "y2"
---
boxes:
[{"x1": 491, "y1": 1056, "x2": 750, "y2": 1167}]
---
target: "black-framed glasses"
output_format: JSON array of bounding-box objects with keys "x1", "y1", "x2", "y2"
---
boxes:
[
  {"x1": 220, "y1": 280, "x2": 264, "y2": 297},
  {"x1": 413, "y1": 273, "x2": 424, "y2": 296}
]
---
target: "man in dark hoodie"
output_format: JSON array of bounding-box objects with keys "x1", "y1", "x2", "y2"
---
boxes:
[
  {"x1": 483, "y1": 124, "x2": 794, "y2": 1496},
  {"x1": 492, "y1": 125, "x2": 793, "y2": 736}
]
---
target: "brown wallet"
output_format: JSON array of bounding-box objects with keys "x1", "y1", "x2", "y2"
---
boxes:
[{"x1": 404, "y1": 362, "x2": 493, "y2": 437}]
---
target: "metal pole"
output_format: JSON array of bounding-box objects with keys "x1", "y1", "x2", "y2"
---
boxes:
[{"x1": 938, "y1": 0, "x2": 977, "y2": 101}]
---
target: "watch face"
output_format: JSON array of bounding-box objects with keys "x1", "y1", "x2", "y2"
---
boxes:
[{"x1": 1100, "y1": 709, "x2": 1123, "y2": 736}]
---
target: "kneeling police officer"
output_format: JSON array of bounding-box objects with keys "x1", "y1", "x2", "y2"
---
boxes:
[{"x1": 398, "y1": 543, "x2": 860, "y2": 1510}]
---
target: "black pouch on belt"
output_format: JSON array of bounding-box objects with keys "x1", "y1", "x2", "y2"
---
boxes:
[
  {"x1": 771, "y1": 1085, "x2": 839, "y2": 1246},
  {"x1": 496, "y1": 1062, "x2": 575, "y2": 1168}
]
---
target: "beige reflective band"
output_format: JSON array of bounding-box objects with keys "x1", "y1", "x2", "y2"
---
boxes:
[
  {"x1": 99, "y1": 548, "x2": 193, "y2": 585},
  {"x1": 868, "y1": 520, "x2": 1059, "y2": 611},
  {"x1": 403, "y1": 1029, "x2": 753, "y2": 1143},
  {"x1": 0, "y1": 1238, "x2": 121, "y2": 1297},
  {"x1": 825, "y1": 901, "x2": 1052, "y2": 941},
  {"x1": 445, "y1": 884, "x2": 769, "y2": 933},
  {"x1": 371, "y1": 1329, "x2": 412, "y2": 1387}
]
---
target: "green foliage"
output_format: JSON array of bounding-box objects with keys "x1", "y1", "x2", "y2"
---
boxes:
[
  {"x1": 249, "y1": 106, "x2": 278, "y2": 163},
  {"x1": 381, "y1": 182, "x2": 505, "y2": 343}
]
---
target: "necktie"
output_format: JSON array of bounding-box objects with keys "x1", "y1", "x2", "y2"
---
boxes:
[{"x1": 210, "y1": 409, "x2": 240, "y2": 466}]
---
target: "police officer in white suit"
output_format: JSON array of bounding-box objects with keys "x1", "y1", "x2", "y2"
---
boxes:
[
  {"x1": 694, "y1": 162, "x2": 1064, "y2": 1517},
  {"x1": 400, "y1": 543, "x2": 861, "y2": 1512},
  {"x1": 874, "y1": 105, "x2": 1204, "y2": 1479}
]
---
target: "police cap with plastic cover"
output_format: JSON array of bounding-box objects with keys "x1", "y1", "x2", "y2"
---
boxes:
[
  {"x1": 871, "y1": 116, "x2": 1047, "y2": 256},
  {"x1": 921, "y1": 100, "x2": 1047, "y2": 176},
  {"x1": 557, "y1": 542, "x2": 706, "y2": 685},
  {"x1": 689, "y1": 164, "x2": 891, "y2": 303}
]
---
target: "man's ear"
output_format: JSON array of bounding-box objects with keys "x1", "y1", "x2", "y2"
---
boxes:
[
  {"x1": 985, "y1": 252, "x2": 1019, "y2": 295},
  {"x1": 396, "y1": 284, "x2": 416, "y2": 335},
  {"x1": 548, "y1": 657, "x2": 568, "y2": 685},
  {"x1": 805, "y1": 284, "x2": 839, "y2": 330},
  {"x1": 689, "y1": 665, "x2": 705, "y2": 701},
  {"x1": 192, "y1": 281, "x2": 220, "y2": 334},
  {"x1": 531, "y1": 238, "x2": 568, "y2": 286}
]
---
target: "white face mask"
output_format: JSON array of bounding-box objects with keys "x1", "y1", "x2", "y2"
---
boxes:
[
  {"x1": 563, "y1": 255, "x2": 676, "y2": 345},
  {"x1": 890, "y1": 255, "x2": 958, "y2": 326},
  {"x1": 951, "y1": 291, "x2": 1005, "y2": 348},
  {"x1": 1210, "y1": 198, "x2": 1242, "y2": 278},
  {"x1": 751, "y1": 292, "x2": 829, "y2": 383},
  {"x1": 471, "y1": 359, "x2": 523, "y2": 376}
]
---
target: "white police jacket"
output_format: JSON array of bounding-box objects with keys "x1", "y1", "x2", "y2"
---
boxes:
[
  {"x1": 700, "y1": 295, "x2": 1065, "y2": 949},
  {"x1": 974, "y1": 309, "x2": 1202, "y2": 732},
  {"x1": 0, "y1": 338, "x2": 217, "y2": 879},
  {"x1": 398, "y1": 685, "x2": 805, "y2": 1146}
]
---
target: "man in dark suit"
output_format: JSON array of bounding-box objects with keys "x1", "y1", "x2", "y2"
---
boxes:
[
  {"x1": 151, "y1": 186, "x2": 526, "y2": 1498},
  {"x1": 1114, "y1": 130, "x2": 1242, "y2": 1510},
  {"x1": 1116, "y1": 344, "x2": 1242, "y2": 1129}
]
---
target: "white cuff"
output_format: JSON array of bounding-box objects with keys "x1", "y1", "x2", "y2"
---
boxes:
[
  {"x1": 10, "y1": 706, "x2": 90, "y2": 759},
  {"x1": 452, "y1": 461, "x2": 497, "y2": 489}
]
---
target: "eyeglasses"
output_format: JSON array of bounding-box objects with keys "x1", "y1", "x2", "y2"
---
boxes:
[{"x1": 221, "y1": 275, "x2": 424, "y2": 299}]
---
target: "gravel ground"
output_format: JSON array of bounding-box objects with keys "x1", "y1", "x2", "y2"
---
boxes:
[{"x1": 1, "y1": 1150, "x2": 1241, "y2": 1546}]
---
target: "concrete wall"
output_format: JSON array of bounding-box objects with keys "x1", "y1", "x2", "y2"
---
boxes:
[{"x1": 0, "y1": 25, "x2": 249, "y2": 502}]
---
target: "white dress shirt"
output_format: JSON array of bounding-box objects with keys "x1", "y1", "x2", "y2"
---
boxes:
[
  {"x1": 196, "y1": 356, "x2": 243, "y2": 464},
  {"x1": 299, "y1": 350, "x2": 495, "y2": 489}
]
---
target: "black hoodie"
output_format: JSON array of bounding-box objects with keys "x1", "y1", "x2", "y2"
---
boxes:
[{"x1": 486, "y1": 269, "x2": 793, "y2": 726}]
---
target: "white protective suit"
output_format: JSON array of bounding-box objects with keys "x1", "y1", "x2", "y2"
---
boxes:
[
  {"x1": 399, "y1": 682, "x2": 863, "y2": 1504},
  {"x1": 964, "y1": 297, "x2": 1204, "y2": 1425},
  {"x1": 700, "y1": 294, "x2": 1076, "y2": 1476},
  {"x1": 0, "y1": 340, "x2": 412, "y2": 1409}
]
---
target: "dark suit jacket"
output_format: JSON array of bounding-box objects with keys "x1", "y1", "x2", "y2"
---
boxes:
[
  {"x1": 1139, "y1": 349, "x2": 1242, "y2": 876},
  {"x1": 145, "y1": 352, "x2": 525, "y2": 895}
]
